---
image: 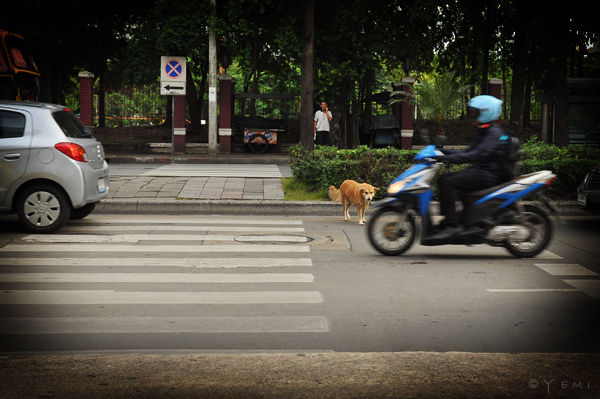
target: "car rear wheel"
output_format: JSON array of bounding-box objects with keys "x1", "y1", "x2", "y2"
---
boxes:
[{"x1": 16, "y1": 184, "x2": 71, "y2": 233}]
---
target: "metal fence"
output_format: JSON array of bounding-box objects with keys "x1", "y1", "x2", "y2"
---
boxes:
[
  {"x1": 94, "y1": 83, "x2": 541, "y2": 129},
  {"x1": 94, "y1": 83, "x2": 167, "y2": 127}
]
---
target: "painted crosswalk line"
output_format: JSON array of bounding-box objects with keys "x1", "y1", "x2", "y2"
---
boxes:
[
  {"x1": 563, "y1": 280, "x2": 600, "y2": 299},
  {"x1": 1, "y1": 273, "x2": 314, "y2": 283},
  {"x1": 534, "y1": 263, "x2": 598, "y2": 276},
  {"x1": 63, "y1": 225, "x2": 305, "y2": 232},
  {"x1": 22, "y1": 234, "x2": 310, "y2": 243},
  {"x1": 69, "y1": 218, "x2": 303, "y2": 225},
  {"x1": 0, "y1": 257, "x2": 313, "y2": 268},
  {"x1": 0, "y1": 290, "x2": 323, "y2": 305},
  {"x1": 0, "y1": 244, "x2": 310, "y2": 253},
  {"x1": 486, "y1": 288, "x2": 579, "y2": 293}
]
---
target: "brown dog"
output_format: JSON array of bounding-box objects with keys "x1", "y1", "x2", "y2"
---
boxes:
[{"x1": 329, "y1": 180, "x2": 379, "y2": 225}]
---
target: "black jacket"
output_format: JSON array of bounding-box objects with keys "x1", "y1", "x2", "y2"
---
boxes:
[{"x1": 438, "y1": 123, "x2": 506, "y2": 183}]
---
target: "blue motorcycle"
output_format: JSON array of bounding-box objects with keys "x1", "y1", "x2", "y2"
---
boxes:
[{"x1": 367, "y1": 145, "x2": 559, "y2": 258}]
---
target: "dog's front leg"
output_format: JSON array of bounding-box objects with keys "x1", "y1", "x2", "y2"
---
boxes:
[{"x1": 358, "y1": 206, "x2": 365, "y2": 225}]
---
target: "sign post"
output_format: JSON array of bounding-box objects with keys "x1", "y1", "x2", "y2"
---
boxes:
[{"x1": 160, "y1": 56, "x2": 186, "y2": 155}]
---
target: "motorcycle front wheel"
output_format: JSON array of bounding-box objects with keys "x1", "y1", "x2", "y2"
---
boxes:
[
  {"x1": 367, "y1": 207, "x2": 416, "y2": 256},
  {"x1": 504, "y1": 204, "x2": 552, "y2": 258}
]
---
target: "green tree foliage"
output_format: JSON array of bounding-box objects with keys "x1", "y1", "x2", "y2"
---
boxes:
[
  {"x1": 391, "y1": 70, "x2": 471, "y2": 136},
  {"x1": 5, "y1": 0, "x2": 599, "y2": 147}
]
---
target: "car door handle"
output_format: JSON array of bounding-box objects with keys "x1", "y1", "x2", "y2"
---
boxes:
[{"x1": 3, "y1": 153, "x2": 21, "y2": 160}]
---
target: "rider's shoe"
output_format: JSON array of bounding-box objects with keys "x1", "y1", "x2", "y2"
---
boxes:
[{"x1": 428, "y1": 224, "x2": 461, "y2": 239}]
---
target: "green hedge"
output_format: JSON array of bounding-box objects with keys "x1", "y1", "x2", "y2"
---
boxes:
[{"x1": 288, "y1": 138, "x2": 600, "y2": 200}]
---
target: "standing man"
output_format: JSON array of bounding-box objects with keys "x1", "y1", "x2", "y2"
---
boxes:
[{"x1": 314, "y1": 101, "x2": 333, "y2": 145}]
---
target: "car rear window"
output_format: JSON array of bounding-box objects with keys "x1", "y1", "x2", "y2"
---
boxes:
[
  {"x1": 0, "y1": 110, "x2": 26, "y2": 138},
  {"x1": 52, "y1": 110, "x2": 93, "y2": 138}
]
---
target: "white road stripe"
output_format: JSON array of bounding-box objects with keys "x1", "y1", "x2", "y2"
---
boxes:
[
  {"x1": 70, "y1": 219, "x2": 303, "y2": 225},
  {"x1": 0, "y1": 290, "x2": 323, "y2": 305},
  {"x1": 486, "y1": 289, "x2": 579, "y2": 293},
  {"x1": 0, "y1": 258, "x2": 313, "y2": 268},
  {"x1": 62, "y1": 226, "x2": 305, "y2": 232},
  {"x1": 0, "y1": 316, "x2": 329, "y2": 334},
  {"x1": 563, "y1": 280, "x2": 600, "y2": 299},
  {"x1": 22, "y1": 234, "x2": 310, "y2": 243},
  {"x1": 536, "y1": 251, "x2": 563, "y2": 260},
  {"x1": 0, "y1": 244, "x2": 310, "y2": 253},
  {"x1": 1, "y1": 273, "x2": 314, "y2": 283},
  {"x1": 534, "y1": 264, "x2": 598, "y2": 276}
]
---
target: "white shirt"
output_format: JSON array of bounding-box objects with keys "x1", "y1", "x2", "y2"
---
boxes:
[{"x1": 314, "y1": 110, "x2": 332, "y2": 131}]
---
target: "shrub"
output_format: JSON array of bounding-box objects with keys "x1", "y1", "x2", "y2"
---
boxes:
[{"x1": 289, "y1": 138, "x2": 600, "y2": 200}]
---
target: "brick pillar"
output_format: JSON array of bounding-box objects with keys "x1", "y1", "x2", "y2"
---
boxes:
[
  {"x1": 78, "y1": 71, "x2": 94, "y2": 126},
  {"x1": 488, "y1": 78, "x2": 503, "y2": 99},
  {"x1": 172, "y1": 95, "x2": 186, "y2": 154},
  {"x1": 394, "y1": 77, "x2": 415, "y2": 149},
  {"x1": 218, "y1": 74, "x2": 235, "y2": 153}
]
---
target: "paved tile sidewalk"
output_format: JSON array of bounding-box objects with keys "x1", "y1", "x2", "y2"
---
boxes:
[{"x1": 107, "y1": 176, "x2": 285, "y2": 201}]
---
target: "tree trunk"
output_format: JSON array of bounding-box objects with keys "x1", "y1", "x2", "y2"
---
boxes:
[{"x1": 300, "y1": 0, "x2": 315, "y2": 151}]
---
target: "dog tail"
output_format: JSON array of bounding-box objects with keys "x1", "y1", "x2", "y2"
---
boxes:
[{"x1": 328, "y1": 186, "x2": 342, "y2": 203}]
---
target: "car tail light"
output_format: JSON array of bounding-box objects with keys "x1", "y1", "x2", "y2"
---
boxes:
[{"x1": 55, "y1": 142, "x2": 89, "y2": 162}]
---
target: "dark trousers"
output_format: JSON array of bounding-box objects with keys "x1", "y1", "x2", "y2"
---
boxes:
[
  {"x1": 438, "y1": 169, "x2": 497, "y2": 226},
  {"x1": 316, "y1": 130, "x2": 330, "y2": 145}
]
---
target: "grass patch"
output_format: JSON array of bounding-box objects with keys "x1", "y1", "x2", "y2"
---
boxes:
[{"x1": 281, "y1": 177, "x2": 328, "y2": 201}]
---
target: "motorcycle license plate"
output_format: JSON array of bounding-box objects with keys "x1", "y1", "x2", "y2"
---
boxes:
[{"x1": 577, "y1": 192, "x2": 587, "y2": 206}]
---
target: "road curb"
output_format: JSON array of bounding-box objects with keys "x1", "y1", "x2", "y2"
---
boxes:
[
  {"x1": 95, "y1": 199, "x2": 583, "y2": 216},
  {"x1": 95, "y1": 199, "x2": 342, "y2": 216}
]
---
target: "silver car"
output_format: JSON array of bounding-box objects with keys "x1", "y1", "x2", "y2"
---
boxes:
[{"x1": 0, "y1": 101, "x2": 109, "y2": 233}]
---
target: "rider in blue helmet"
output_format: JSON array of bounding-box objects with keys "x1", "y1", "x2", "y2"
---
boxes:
[{"x1": 433, "y1": 95, "x2": 507, "y2": 234}]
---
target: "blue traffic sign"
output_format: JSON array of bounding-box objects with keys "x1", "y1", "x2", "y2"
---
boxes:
[{"x1": 164, "y1": 59, "x2": 184, "y2": 79}]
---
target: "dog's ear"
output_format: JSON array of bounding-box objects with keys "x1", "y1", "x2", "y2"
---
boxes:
[{"x1": 375, "y1": 187, "x2": 380, "y2": 191}]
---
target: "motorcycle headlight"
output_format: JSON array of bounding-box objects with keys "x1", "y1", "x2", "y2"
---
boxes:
[{"x1": 387, "y1": 181, "x2": 405, "y2": 194}]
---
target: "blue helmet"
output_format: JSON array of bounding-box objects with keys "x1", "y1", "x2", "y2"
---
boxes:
[{"x1": 467, "y1": 95, "x2": 502, "y2": 123}]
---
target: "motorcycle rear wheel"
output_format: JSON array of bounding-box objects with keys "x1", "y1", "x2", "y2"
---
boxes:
[
  {"x1": 504, "y1": 204, "x2": 552, "y2": 258},
  {"x1": 367, "y1": 208, "x2": 416, "y2": 256}
]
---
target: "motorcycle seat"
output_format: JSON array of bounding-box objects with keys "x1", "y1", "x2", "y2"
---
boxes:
[{"x1": 461, "y1": 179, "x2": 517, "y2": 205}]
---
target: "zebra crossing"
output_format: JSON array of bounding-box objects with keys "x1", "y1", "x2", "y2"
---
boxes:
[{"x1": 0, "y1": 217, "x2": 327, "y2": 351}]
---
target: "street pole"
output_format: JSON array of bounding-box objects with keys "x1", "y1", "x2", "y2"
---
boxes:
[{"x1": 208, "y1": 0, "x2": 218, "y2": 157}]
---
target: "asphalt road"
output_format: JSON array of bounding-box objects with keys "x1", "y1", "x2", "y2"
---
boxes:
[{"x1": 0, "y1": 213, "x2": 598, "y2": 354}]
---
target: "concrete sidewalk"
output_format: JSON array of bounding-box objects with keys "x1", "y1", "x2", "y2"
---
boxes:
[
  {"x1": 1, "y1": 352, "x2": 598, "y2": 398},
  {"x1": 99, "y1": 152, "x2": 343, "y2": 215}
]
